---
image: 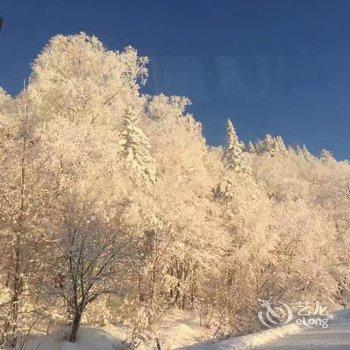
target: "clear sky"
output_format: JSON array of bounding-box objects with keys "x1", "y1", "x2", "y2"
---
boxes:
[{"x1": 1, "y1": 0, "x2": 350, "y2": 159}]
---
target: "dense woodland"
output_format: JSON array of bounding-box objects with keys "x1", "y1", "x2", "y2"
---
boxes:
[{"x1": 0, "y1": 33, "x2": 350, "y2": 348}]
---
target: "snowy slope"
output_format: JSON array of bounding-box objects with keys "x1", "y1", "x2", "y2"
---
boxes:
[
  {"x1": 177, "y1": 323, "x2": 302, "y2": 350},
  {"x1": 20, "y1": 328, "x2": 126, "y2": 350},
  {"x1": 12, "y1": 309, "x2": 350, "y2": 350}
]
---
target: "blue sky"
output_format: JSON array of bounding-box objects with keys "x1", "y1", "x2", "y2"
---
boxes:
[{"x1": 1, "y1": 0, "x2": 350, "y2": 159}]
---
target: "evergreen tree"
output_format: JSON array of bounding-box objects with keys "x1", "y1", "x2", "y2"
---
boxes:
[
  {"x1": 224, "y1": 119, "x2": 247, "y2": 173},
  {"x1": 1, "y1": 33, "x2": 349, "y2": 346},
  {"x1": 296, "y1": 144, "x2": 313, "y2": 161},
  {"x1": 120, "y1": 108, "x2": 156, "y2": 184},
  {"x1": 247, "y1": 141, "x2": 256, "y2": 154},
  {"x1": 320, "y1": 149, "x2": 334, "y2": 163},
  {"x1": 275, "y1": 136, "x2": 287, "y2": 154},
  {"x1": 257, "y1": 134, "x2": 287, "y2": 156}
]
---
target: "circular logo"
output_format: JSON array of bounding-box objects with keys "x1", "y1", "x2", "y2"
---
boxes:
[{"x1": 258, "y1": 299, "x2": 293, "y2": 328}]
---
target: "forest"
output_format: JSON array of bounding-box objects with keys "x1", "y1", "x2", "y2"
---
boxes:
[{"x1": 0, "y1": 33, "x2": 349, "y2": 349}]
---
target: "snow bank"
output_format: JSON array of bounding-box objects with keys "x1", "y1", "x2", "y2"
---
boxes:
[
  {"x1": 328, "y1": 308, "x2": 350, "y2": 321},
  {"x1": 178, "y1": 323, "x2": 302, "y2": 349},
  {"x1": 179, "y1": 308, "x2": 350, "y2": 349},
  {"x1": 19, "y1": 328, "x2": 126, "y2": 350},
  {"x1": 12, "y1": 308, "x2": 350, "y2": 350}
]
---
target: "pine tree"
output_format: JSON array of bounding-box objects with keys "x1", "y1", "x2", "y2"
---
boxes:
[
  {"x1": 0, "y1": 88, "x2": 11, "y2": 122},
  {"x1": 120, "y1": 108, "x2": 156, "y2": 184},
  {"x1": 296, "y1": 144, "x2": 313, "y2": 161},
  {"x1": 223, "y1": 119, "x2": 247, "y2": 173},
  {"x1": 320, "y1": 149, "x2": 334, "y2": 164},
  {"x1": 258, "y1": 134, "x2": 287, "y2": 156},
  {"x1": 275, "y1": 136, "x2": 287, "y2": 154},
  {"x1": 247, "y1": 141, "x2": 256, "y2": 154}
]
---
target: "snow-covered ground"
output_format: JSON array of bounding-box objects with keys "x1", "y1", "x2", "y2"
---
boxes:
[
  {"x1": 254, "y1": 311, "x2": 350, "y2": 349},
  {"x1": 16, "y1": 322, "x2": 302, "y2": 350},
  {"x1": 18, "y1": 328, "x2": 126, "y2": 350},
  {"x1": 184, "y1": 309, "x2": 350, "y2": 350},
  {"x1": 10, "y1": 309, "x2": 350, "y2": 350},
  {"x1": 179, "y1": 323, "x2": 302, "y2": 350},
  {"x1": 15, "y1": 309, "x2": 214, "y2": 350}
]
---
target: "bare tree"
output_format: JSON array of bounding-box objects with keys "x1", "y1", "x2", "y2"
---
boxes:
[{"x1": 45, "y1": 197, "x2": 137, "y2": 343}]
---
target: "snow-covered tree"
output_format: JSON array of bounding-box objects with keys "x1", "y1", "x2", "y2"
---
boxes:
[
  {"x1": 223, "y1": 119, "x2": 248, "y2": 173},
  {"x1": 44, "y1": 196, "x2": 137, "y2": 343},
  {"x1": 255, "y1": 134, "x2": 288, "y2": 156},
  {"x1": 295, "y1": 144, "x2": 313, "y2": 161},
  {"x1": 247, "y1": 141, "x2": 256, "y2": 154},
  {"x1": 301, "y1": 145, "x2": 313, "y2": 161},
  {"x1": 120, "y1": 108, "x2": 156, "y2": 184},
  {"x1": 0, "y1": 91, "x2": 59, "y2": 347},
  {"x1": 0, "y1": 33, "x2": 349, "y2": 345},
  {"x1": 320, "y1": 148, "x2": 334, "y2": 163}
]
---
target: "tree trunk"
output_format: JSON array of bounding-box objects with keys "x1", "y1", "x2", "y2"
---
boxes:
[
  {"x1": 69, "y1": 309, "x2": 82, "y2": 343},
  {"x1": 3, "y1": 102, "x2": 30, "y2": 348},
  {"x1": 4, "y1": 232, "x2": 22, "y2": 348}
]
